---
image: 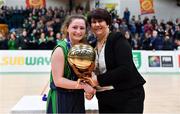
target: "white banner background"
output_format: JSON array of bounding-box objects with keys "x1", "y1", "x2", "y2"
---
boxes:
[
  {"x1": 0, "y1": 50, "x2": 51, "y2": 72},
  {"x1": 0, "y1": 50, "x2": 180, "y2": 73}
]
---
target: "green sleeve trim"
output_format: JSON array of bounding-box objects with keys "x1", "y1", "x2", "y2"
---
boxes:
[{"x1": 49, "y1": 40, "x2": 71, "y2": 83}]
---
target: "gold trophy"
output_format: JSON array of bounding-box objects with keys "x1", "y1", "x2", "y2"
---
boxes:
[{"x1": 68, "y1": 44, "x2": 96, "y2": 86}]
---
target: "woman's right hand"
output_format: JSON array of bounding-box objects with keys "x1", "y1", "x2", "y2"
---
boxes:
[{"x1": 83, "y1": 83, "x2": 96, "y2": 95}]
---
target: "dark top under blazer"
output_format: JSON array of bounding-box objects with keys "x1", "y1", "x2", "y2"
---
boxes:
[{"x1": 97, "y1": 32, "x2": 146, "y2": 90}]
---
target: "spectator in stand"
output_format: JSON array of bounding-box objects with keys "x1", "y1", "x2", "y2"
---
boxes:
[
  {"x1": 175, "y1": 18, "x2": 180, "y2": 25},
  {"x1": 87, "y1": 31, "x2": 97, "y2": 48},
  {"x1": 36, "y1": 19, "x2": 44, "y2": 30},
  {"x1": 151, "y1": 15, "x2": 158, "y2": 28},
  {"x1": 59, "y1": 6, "x2": 65, "y2": 19},
  {"x1": 129, "y1": 15, "x2": 136, "y2": 37},
  {"x1": 124, "y1": 31, "x2": 141, "y2": 50},
  {"x1": 112, "y1": 18, "x2": 120, "y2": 32},
  {"x1": 144, "y1": 19, "x2": 153, "y2": 35},
  {"x1": 157, "y1": 25, "x2": 165, "y2": 38},
  {"x1": 0, "y1": 13, "x2": 6, "y2": 24},
  {"x1": 28, "y1": 20, "x2": 37, "y2": 36},
  {"x1": 173, "y1": 25, "x2": 180, "y2": 41},
  {"x1": 135, "y1": 19, "x2": 143, "y2": 37},
  {"x1": 132, "y1": 33, "x2": 142, "y2": 50},
  {"x1": 55, "y1": 32, "x2": 63, "y2": 44},
  {"x1": 8, "y1": 32, "x2": 18, "y2": 50},
  {"x1": 165, "y1": 22, "x2": 174, "y2": 38},
  {"x1": 142, "y1": 32, "x2": 151, "y2": 50},
  {"x1": 38, "y1": 32, "x2": 47, "y2": 49},
  {"x1": 53, "y1": 18, "x2": 62, "y2": 35},
  {"x1": 22, "y1": 19, "x2": 30, "y2": 30},
  {"x1": 109, "y1": 8, "x2": 118, "y2": 20},
  {"x1": 159, "y1": 19, "x2": 166, "y2": 30},
  {"x1": 76, "y1": 5, "x2": 84, "y2": 15},
  {"x1": 123, "y1": 7, "x2": 130, "y2": 24},
  {"x1": 149, "y1": 30, "x2": 164, "y2": 50},
  {"x1": 124, "y1": 30, "x2": 134, "y2": 47},
  {"x1": 0, "y1": 31, "x2": 8, "y2": 49},
  {"x1": 28, "y1": 29, "x2": 39, "y2": 50},
  {"x1": 46, "y1": 30, "x2": 56, "y2": 50},
  {"x1": 162, "y1": 35, "x2": 174, "y2": 50},
  {"x1": 18, "y1": 29, "x2": 29, "y2": 50},
  {"x1": 174, "y1": 31, "x2": 180, "y2": 49},
  {"x1": 119, "y1": 19, "x2": 129, "y2": 32}
]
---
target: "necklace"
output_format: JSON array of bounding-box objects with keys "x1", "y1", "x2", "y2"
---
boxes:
[
  {"x1": 96, "y1": 38, "x2": 107, "y2": 54},
  {"x1": 95, "y1": 39, "x2": 107, "y2": 75}
]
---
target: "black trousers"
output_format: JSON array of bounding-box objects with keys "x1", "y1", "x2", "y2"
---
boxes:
[
  {"x1": 46, "y1": 89, "x2": 85, "y2": 113},
  {"x1": 96, "y1": 85, "x2": 145, "y2": 113}
]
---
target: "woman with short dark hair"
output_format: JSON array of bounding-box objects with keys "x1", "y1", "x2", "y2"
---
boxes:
[{"x1": 88, "y1": 8, "x2": 146, "y2": 113}]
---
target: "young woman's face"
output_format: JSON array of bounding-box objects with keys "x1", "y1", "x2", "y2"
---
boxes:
[
  {"x1": 67, "y1": 19, "x2": 86, "y2": 43},
  {"x1": 90, "y1": 18, "x2": 109, "y2": 38}
]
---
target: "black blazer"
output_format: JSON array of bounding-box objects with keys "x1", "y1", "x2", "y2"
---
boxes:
[{"x1": 97, "y1": 32, "x2": 146, "y2": 90}]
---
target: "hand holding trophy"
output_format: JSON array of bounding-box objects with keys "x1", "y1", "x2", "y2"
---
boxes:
[{"x1": 68, "y1": 43, "x2": 96, "y2": 88}]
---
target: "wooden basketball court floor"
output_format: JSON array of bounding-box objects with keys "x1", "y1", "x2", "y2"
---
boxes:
[{"x1": 0, "y1": 72, "x2": 180, "y2": 114}]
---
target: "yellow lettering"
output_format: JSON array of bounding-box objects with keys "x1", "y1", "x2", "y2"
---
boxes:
[
  {"x1": 9, "y1": 57, "x2": 16, "y2": 65},
  {"x1": 0, "y1": 56, "x2": 25, "y2": 65},
  {"x1": 0, "y1": 57, "x2": 9, "y2": 65},
  {"x1": 17, "y1": 57, "x2": 25, "y2": 65}
]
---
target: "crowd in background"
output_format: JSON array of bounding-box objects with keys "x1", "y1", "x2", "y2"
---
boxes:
[{"x1": 0, "y1": 5, "x2": 180, "y2": 50}]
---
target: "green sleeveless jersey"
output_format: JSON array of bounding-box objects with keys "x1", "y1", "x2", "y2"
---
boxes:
[{"x1": 50, "y1": 39, "x2": 72, "y2": 86}]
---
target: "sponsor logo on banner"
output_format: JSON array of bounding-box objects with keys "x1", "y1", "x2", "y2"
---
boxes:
[
  {"x1": 0, "y1": 56, "x2": 50, "y2": 66},
  {"x1": 132, "y1": 52, "x2": 141, "y2": 69},
  {"x1": 148, "y1": 56, "x2": 160, "y2": 67},
  {"x1": 161, "y1": 56, "x2": 173, "y2": 67}
]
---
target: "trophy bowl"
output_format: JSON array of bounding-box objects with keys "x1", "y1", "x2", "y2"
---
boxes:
[
  {"x1": 68, "y1": 43, "x2": 96, "y2": 86},
  {"x1": 68, "y1": 44, "x2": 96, "y2": 72}
]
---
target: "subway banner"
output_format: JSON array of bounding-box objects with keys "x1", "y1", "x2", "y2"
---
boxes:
[
  {"x1": 140, "y1": 0, "x2": 155, "y2": 15},
  {"x1": 0, "y1": 50, "x2": 51, "y2": 72},
  {"x1": 0, "y1": 50, "x2": 180, "y2": 73},
  {"x1": 26, "y1": 0, "x2": 46, "y2": 8},
  {"x1": 0, "y1": 50, "x2": 147, "y2": 73}
]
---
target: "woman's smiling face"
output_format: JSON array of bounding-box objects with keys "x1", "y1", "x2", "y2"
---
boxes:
[
  {"x1": 90, "y1": 18, "x2": 109, "y2": 38},
  {"x1": 67, "y1": 19, "x2": 86, "y2": 44}
]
